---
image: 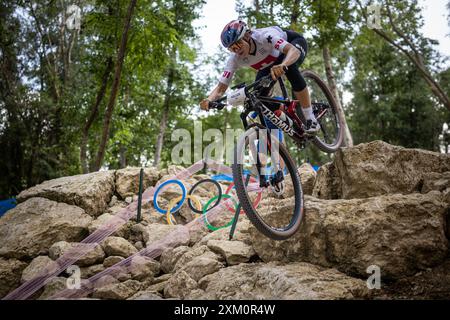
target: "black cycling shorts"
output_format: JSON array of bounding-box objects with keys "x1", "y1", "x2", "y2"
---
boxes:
[{"x1": 255, "y1": 30, "x2": 308, "y2": 93}]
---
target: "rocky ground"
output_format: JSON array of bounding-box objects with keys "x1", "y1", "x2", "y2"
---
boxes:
[{"x1": 0, "y1": 140, "x2": 449, "y2": 300}]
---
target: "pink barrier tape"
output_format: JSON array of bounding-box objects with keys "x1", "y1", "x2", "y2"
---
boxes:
[
  {"x1": 49, "y1": 198, "x2": 235, "y2": 300},
  {"x1": 3, "y1": 159, "x2": 230, "y2": 300}
]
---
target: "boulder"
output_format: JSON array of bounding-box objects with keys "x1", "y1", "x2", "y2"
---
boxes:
[
  {"x1": 92, "y1": 279, "x2": 142, "y2": 300},
  {"x1": 49, "y1": 241, "x2": 105, "y2": 267},
  {"x1": 80, "y1": 264, "x2": 105, "y2": 279},
  {"x1": 135, "y1": 223, "x2": 190, "y2": 248},
  {"x1": 144, "y1": 275, "x2": 171, "y2": 296},
  {"x1": 180, "y1": 256, "x2": 224, "y2": 282},
  {"x1": 298, "y1": 163, "x2": 317, "y2": 196},
  {"x1": 38, "y1": 277, "x2": 67, "y2": 300},
  {"x1": 132, "y1": 224, "x2": 175, "y2": 246},
  {"x1": 160, "y1": 246, "x2": 191, "y2": 274},
  {"x1": 312, "y1": 162, "x2": 341, "y2": 200},
  {"x1": 93, "y1": 275, "x2": 119, "y2": 289},
  {"x1": 172, "y1": 245, "x2": 224, "y2": 272},
  {"x1": 128, "y1": 291, "x2": 163, "y2": 300},
  {"x1": 103, "y1": 256, "x2": 125, "y2": 268},
  {"x1": 115, "y1": 167, "x2": 160, "y2": 199},
  {"x1": 16, "y1": 171, "x2": 115, "y2": 217},
  {"x1": 421, "y1": 172, "x2": 450, "y2": 194},
  {"x1": 129, "y1": 256, "x2": 160, "y2": 281},
  {"x1": 207, "y1": 240, "x2": 255, "y2": 266},
  {"x1": 250, "y1": 193, "x2": 449, "y2": 279},
  {"x1": 101, "y1": 237, "x2": 138, "y2": 258},
  {"x1": 0, "y1": 258, "x2": 27, "y2": 298},
  {"x1": 196, "y1": 217, "x2": 253, "y2": 246},
  {"x1": 192, "y1": 262, "x2": 369, "y2": 300},
  {"x1": 163, "y1": 270, "x2": 198, "y2": 299},
  {"x1": 336, "y1": 141, "x2": 450, "y2": 199},
  {"x1": 21, "y1": 256, "x2": 56, "y2": 283},
  {"x1": 0, "y1": 198, "x2": 92, "y2": 260}
]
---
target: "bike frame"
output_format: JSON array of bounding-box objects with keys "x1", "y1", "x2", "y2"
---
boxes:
[{"x1": 240, "y1": 77, "x2": 310, "y2": 145}]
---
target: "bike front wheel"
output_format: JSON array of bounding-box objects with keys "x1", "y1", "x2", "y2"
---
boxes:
[{"x1": 232, "y1": 126, "x2": 304, "y2": 240}]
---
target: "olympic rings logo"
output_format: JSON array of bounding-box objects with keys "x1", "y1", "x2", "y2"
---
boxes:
[{"x1": 152, "y1": 176, "x2": 262, "y2": 231}]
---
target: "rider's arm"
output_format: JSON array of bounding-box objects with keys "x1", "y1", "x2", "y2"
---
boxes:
[
  {"x1": 200, "y1": 56, "x2": 237, "y2": 111},
  {"x1": 271, "y1": 43, "x2": 300, "y2": 80},
  {"x1": 208, "y1": 82, "x2": 229, "y2": 101},
  {"x1": 200, "y1": 82, "x2": 229, "y2": 110},
  {"x1": 280, "y1": 43, "x2": 300, "y2": 67}
]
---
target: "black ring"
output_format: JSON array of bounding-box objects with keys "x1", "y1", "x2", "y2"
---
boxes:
[{"x1": 188, "y1": 179, "x2": 222, "y2": 214}]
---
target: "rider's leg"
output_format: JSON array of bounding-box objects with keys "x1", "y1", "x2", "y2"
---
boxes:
[{"x1": 285, "y1": 35, "x2": 320, "y2": 133}]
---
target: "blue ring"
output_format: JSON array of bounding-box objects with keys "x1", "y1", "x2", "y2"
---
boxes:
[{"x1": 153, "y1": 179, "x2": 187, "y2": 214}]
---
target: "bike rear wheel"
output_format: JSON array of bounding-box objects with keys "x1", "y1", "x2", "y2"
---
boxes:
[
  {"x1": 300, "y1": 70, "x2": 344, "y2": 153},
  {"x1": 232, "y1": 126, "x2": 304, "y2": 240}
]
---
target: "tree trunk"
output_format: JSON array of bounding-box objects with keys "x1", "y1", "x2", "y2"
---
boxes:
[
  {"x1": 92, "y1": 0, "x2": 138, "y2": 171},
  {"x1": 322, "y1": 46, "x2": 354, "y2": 147},
  {"x1": 154, "y1": 68, "x2": 175, "y2": 168},
  {"x1": 80, "y1": 58, "x2": 113, "y2": 173}
]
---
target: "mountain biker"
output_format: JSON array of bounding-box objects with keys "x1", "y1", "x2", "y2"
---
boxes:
[{"x1": 200, "y1": 20, "x2": 320, "y2": 134}]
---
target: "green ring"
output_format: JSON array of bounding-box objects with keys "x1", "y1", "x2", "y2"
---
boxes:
[{"x1": 202, "y1": 194, "x2": 238, "y2": 231}]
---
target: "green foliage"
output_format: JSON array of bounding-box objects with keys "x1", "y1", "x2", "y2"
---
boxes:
[{"x1": 347, "y1": 27, "x2": 444, "y2": 150}]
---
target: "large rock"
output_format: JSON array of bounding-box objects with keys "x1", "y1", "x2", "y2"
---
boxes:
[
  {"x1": 312, "y1": 162, "x2": 341, "y2": 199},
  {"x1": 49, "y1": 241, "x2": 105, "y2": 267},
  {"x1": 298, "y1": 163, "x2": 317, "y2": 196},
  {"x1": 129, "y1": 256, "x2": 160, "y2": 281},
  {"x1": 88, "y1": 212, "x2": 133, "y2": 240},
  {"x1": 103, "y1": 256, "x2": 125, "y2": 268},
  {"x1": 21, "y1": 256, "x2": 56, "y2": 283},
  {"x1": 101, "y1": 237, "x2": 138, "y2": 258},
  {"x1": 250, "y1": 192, "x2": 449, "y2": 279},
  {"x1": 128, "y1": 291, "x2": 163, "y2": 300},
  {"x1": 172, "y1": 245, "x2": 224, "y2": 273},
  {"x1": 196, "y1": 217, "x2": 253, "y2": 246},
  {"x1": 134, "y1": 224, "x2": 190, "y2": 248},
  {"x1": 92, "y1": 279, "x2": 142, "y2": 300},
  {"x1": 115, "y1": 167, "x2": 161, "y2": 199},
  {"x1": 207, "y1": 240, "x2": 255, "y2": 266},
  {"x1": 0, "y1": 197, "x2": 92, "y2": 260},
  {"x1": 0, "y1": 258, "x2": 27, "y2": 298},
  {"x1": 164, "y1": 270, "x2": 198, "y2": 299},
  {"x1": 160, "y1": 246, "x2": 191, "y2": 274},
  {"x1": 38, "y1": 277, "x2": 67, "y2": 300},
  {"x1": 319, "y1": 141, "x2": 450, "y2": 199},
  {"x1": 16, "y1": 171, "x2": 115, "y2": 217},
  {"x1": 192, "y1": 262, "x2": 369, "y2": 300},
  {"x1": 421, "y1": 172, "x2": 450, "y2": 194},
  {"x1": 180, "y1": 256, "x2": 224, "y2": 282},
  {"x1": 80, "y1": 264, "x2": 105, "y2": 279}
]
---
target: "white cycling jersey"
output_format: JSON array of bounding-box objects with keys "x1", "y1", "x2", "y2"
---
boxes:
[{"x1": 218, "y1": 26, "x2": 289, "y2": 86}]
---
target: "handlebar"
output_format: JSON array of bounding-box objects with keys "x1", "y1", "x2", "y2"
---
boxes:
[
  {"x1": 208, "y1": 68, "x2": 287, "y2": 110},
  {"x1": 208, "y1": 96, "x2": 227, "y2": 110}
]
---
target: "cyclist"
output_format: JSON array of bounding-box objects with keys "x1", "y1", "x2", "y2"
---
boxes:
[{"x1": 200, "y1": 20, "x2": 320, "y2": 134}]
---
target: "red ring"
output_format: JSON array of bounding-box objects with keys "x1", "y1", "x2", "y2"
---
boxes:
[{"x1": 225, "y1": 177, "x2": 262, "y2": 215}]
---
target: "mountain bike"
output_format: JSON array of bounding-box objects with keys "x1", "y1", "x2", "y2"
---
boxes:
[{"x1": 208, "y1": 69, "x2": 343, "y2": 240}]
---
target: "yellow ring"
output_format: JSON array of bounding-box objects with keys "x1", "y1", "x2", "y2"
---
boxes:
[{"x1": 166, "y1": 195, "x2": 202, "y2": 225}]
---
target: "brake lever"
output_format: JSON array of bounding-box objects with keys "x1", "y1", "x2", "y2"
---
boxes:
[{"x1": 208, "y1": 101, "x2": 226, "y2": 110}]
